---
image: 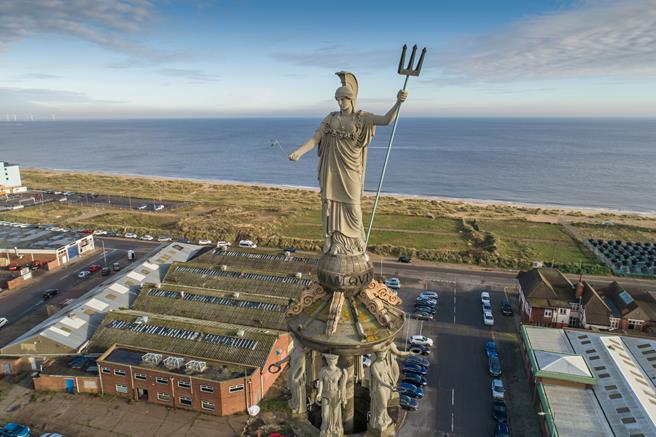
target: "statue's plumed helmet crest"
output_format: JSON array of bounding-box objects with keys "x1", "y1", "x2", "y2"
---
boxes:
[{"x1": 335, "y1": 71, "x2": 358, "y2": 110}]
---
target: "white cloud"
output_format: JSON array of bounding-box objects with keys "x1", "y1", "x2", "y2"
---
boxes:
[
  {"x1": 440, "y1": 0, "x2": 656, "y2": 81},
  {"x1": 0, "y1": 87, "x2": 124, "y2": 106}
]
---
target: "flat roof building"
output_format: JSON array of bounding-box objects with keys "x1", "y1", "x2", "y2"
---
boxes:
[
  {"x1": 0, "y1": 161, "x2": 22, "y2": 193},
  {"x1": 521, "y1": 325, "x2": 656, "y2": 436}
]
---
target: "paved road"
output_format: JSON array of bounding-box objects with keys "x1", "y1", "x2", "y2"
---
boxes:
[{"x1": 0, "y1": 238, "x2": 161, "y2": 348}]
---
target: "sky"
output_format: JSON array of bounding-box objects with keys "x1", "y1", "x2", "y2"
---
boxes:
[{"x1": 0, "y1": 0, "x2": 655, "y2": 119}]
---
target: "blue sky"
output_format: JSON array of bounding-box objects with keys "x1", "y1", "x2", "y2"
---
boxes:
[{"x1": 0, "y1": 0, "x2": 655, "y2": 118}]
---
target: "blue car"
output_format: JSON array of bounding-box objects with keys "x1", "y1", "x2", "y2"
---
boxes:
[
  {"x1": 399, "y1": 394, "x2": 418, "y2": 411},
  {"x1": 494, "y1": 421, "x2": 510, "y2": 437},
  {"x1": 402, "y1": 372, "x2": 428, "y2": 387},
  {"x1": 414, "y1": 305, "x2": 436, "y2": 314},
  {"x1": 404, "y1": 355, "x2": 430, "y2": 368},
  {"x1": 397, "y1": 382, "x2": 424, "y2": 399},
  {"x1": 402, "y1": 363, "x2": 428, "y2": 376},
  {"x1": 1, "y1": 423, "x2": 31, "y2": 437},
  {"x1": 486, "y1": 340, "x2": 497, "y2": 357},
  {"x1": 488, "y1": 354, "x2": 502, "y2": 377}
]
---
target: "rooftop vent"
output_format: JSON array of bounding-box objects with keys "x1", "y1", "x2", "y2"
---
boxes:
[
  {"x1": 163, "y1": 356, "x2": 185, "y2": 370},
  {"x1": 142, "y1": 352, "x2": 162, "y2": 366},
  {"x1": 185, "y1": 360, "x2": 207, "y2": 374}
]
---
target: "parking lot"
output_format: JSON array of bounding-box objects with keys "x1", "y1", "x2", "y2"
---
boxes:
[
  {"x1": 395, "y1": 275, "x2": 540, "y2": 437},
  {"x1": 0, "y1": 238, "x2": 161, "y2": 349}
]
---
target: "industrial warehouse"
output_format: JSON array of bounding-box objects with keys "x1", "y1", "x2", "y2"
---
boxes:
[{"x1": 1, "y1": 243, "x2": 318, "y2": 417}]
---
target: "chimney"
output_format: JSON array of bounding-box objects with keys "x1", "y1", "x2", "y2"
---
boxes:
[{"x1": 575, "y1": 272, "x2": 584, "y2": 299}]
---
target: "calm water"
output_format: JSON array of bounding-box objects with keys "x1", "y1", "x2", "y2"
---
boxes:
[{"x1": 1, "y1": 118, "x2": 655, "y2": 212}]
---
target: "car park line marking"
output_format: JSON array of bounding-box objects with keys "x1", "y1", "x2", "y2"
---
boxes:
[
  {"x1": 451, "y1": 388, "x2": 454, "y2": 405},
  {"x1": 451, "y1": 412, "x2": 454, "y2": 432}
]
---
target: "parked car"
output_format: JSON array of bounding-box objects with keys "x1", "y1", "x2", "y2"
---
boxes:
[
  {"x1": 198, "y1": 239, "x2": 212, "y2": 245},
  {"x1": 407, "y1": 343, "x2": 431, "y2": 355},
  {"x1": 402, "y1": 373, "x2": 428, "y2": 387},
  {"x1": 482, "y1": 301, "x2": 492, "y2": 312},
  {"x1": 42, "y1": 288, "x2": 60, "y2": 299},
  {"x1": 492, "y1": 400, "x2": 508, "y2": 422},
  {"x1": 140, "y1": 234, "x2": 154, "y2": 241},
  {"x1": 88, "y1": 264, "x2": 101, "y2": 273},
  {"x1": 216, "y1": 241, "x2": 231, "y2": 248},
  {"x1": 488, "y1": 354, "x2": 502, "y2": 377},
  {"x1": 157, "y1": 236, "x2": 172, "y2": 242},
  {"x1": 491, "y1": 378, "x2": 505, "y2": 400},
  {"x1": 112, "y1": 262, "x2": 121, "y2": 271},
  {"x1": 101, "y1": 267, "x2": 110, "y2": 276},
  {"x1": 178, "y1": 238, "x2": 191, "y2": 244},
  {"x1": 154, "y1": 204, "x2": 165, "y2": 211},
  {"x1": 404, "y1": 355, "x2": 430, "y2": 368},
  {"x1": 397, "y1": 382, "x2": 424, "y2": 399},
  {"x1": 399, "y1": 394, "x2": 419, "y2": 411},
  {"x1": 137, "y1": 204, "x2": 148, "y2": 210},
  {"x1": 409, "y1": 335, "x2": 434, "y2": 347},
  {"x1": 238, "y1": 239, "x2": 257, "y2": 248},
  {"x1": 106, "y1": 232, "x2": 119, "y2": 237},
  {"x1": 93, "y1": 229, "x2": 107, "y2": 236},
  {"x1": 398, "y1": 255, "x2": 411, "y2": 263},
  {"x1": 7, "y1": 264, "x2": 20, "y2": 271},
  {"x1": 77, "y1": 270, "x2": 90, "y2": 279},
  {"x1": 124, "y1": 232, "x2": 138, "y2": 239},
  {"x1": 0, "y1": 317, "x2": 8, "y2": 329},
  {"x1": 283, "y1": 246, "x2": 296, "y2": 253},
  {"x1": 483, "y1": 310, "x2": 494, "y2": 326},
  {"x1": 127, "y1": 250, "x2": 136, "y2": 261},
  {"x1": 414, "y1": 311, "x2": 434, "y2": 321},
  {"x1": 415, "y1": 299, "x2": 437, "y2": 308},
  {"x1": 402, "y1": 363, "x2": 428, "y2": 376},
  {"x1": 414, "y1": 305, "x2": 436, "y2": 315},
  {"x1": 1, "y1": 422, "x2": 30, "y2": 437},
  {"x1": 384, "y1": 278, "x2": 401, "y2": 289},
  {"x1": 67, "y1": 356, "x2": 87, "y2": 369},
  {"x1": 501, "y1": 300, "x2": 513, "y2": 316},
  {"x1": 494, "y1": 421, "x2": 510, "y2": 437},
  {"x1": 418, "y1": 290, "x2": 438, "y2": 300},
  {"x1": 362, "y1": 355, "x2": 372, "y2": 367},
  {"x1": 80, "y1": 229, "x2": 93, "y2": 234},
  {"x1": 481, "y1": 291, "x2": 491, "y2": 304},
  {"x1": 485, "y1": 340, "x2": 497, "y2": 358}
]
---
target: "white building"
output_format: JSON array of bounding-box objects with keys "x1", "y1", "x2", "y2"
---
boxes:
[{"x1": 0, "y1": 161, "x2": 23, "y2": 193}]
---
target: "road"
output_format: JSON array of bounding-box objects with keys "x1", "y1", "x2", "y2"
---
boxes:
[
  {"x1": 0, "y1": 238, "x2": 161, "y2": 348},
  {"x1": 396, "y1": 273, "x2": 539, "y2": 437}
]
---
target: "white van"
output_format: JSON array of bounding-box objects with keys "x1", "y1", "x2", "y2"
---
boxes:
[{"x1": 238, "y1": 240, "x2": 257, "y2": 248}]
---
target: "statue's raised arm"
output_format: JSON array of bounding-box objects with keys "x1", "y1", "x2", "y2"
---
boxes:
[{"x1": 368, "y1": 89, "x2": 408, "y2": 126}]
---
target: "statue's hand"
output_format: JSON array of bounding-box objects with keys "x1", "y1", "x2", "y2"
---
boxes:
[
  {"x1": 289, "y1": 151, "x2": 301, "y2": 161},
  {"x1": 397, "y1": 90, "x2": 408, "y2": 103}
]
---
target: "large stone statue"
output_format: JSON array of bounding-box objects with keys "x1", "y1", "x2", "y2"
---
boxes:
[
  {"x1": 316, "y1": 354, "x2": 348, "y2": 437},
  {"x1": 369, "y1": 349, "x2": 396, "y2": 432},
  {"x1": 289, "y1": 72, "x2": 407, "y2": 256},
  {"x1": 287, "y1": 339, "x2": 307, "y2": 415}
]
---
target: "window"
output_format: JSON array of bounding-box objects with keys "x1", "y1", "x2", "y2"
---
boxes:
[
  {"x1": 134, "y1": 373, "x2": 147, "y2": 381},
  {"x1": 177, "y1": 380, "x2": 191, "y2": 389},
  {"x1": 115, "y1": 384, "x2": 128, "y2": 394},
  {"x1": 200, "y1": 384, "x2": 214, "y2": 393},
  {"x1": 101, "y1": 367, "x2": 110, "y2": 374},
  {"x1": 628, "y1": 319, "x2": 643, "y2": 330},
  {"x1": 179, "y1": 396, "x2": 193, "y2": 406},
  {"x1": 157, "y1": 392, "x2": 170, "y2": 401},
  {"x1": 558, "y1": 308, "x2": 567, "y2": 315},
  {"x1": 621, "y1": 417, "x2": 637, "y2": 424},
  {"x1": 616, "y1": 407, "x2": 630, "y2": 414},
  {"x1": 228, "y1": 384, "x2": 244, "y2": 394},
  {"x1": 201, "y1": 400, "x2": 215, "y2": 411},
  {"x1": 609, "y1": 393, "x2": 623, "y2": 399},
  {"x1": 114, "y1": 369, "x2": 126, "y2": 376},
  {"x1": 544, "y1": 309, "x2": 553, "y2": 318},
  {"x1": 605, "y1": 385, "x2": 618, "y2": 390},
  {"x1": 156, "y1": 377, "x2": 169, "y2": 385}
]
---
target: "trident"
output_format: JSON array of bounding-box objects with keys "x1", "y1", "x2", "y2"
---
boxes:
[{"x1": 365, "y1": 44, "x2": 427, "y2": 246}]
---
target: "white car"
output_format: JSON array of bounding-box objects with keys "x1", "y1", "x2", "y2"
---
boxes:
[
  {"x1": 137, "y1": 204, "x2": 148, "y2": 210},
  {"x1": 216, "y1": 241, "x2": 231, "y2": 248},
  {"x1": 157, "y1": 236, "x2": 172, "y2": 242},
  {"x1": 491, "y1": 378, "x2": 505, "y2": 400},
  {"x1": 124, "y1": 232, "x2": 138, "y2": 239},
  {"x1": 481, "y1": 291, "x2": 491, "y2": 305},
  {"x1": 0, "y1": 317, "x2": 8, "y2": 329},
  {"x1": 154, "y1": 204, "x2": 164, "y2": 211},
  {"x1": 198, "y1": 239, "x2": 213, "y2": 245},
  {"x1": 238, "y1": 240, "x2": 257, "y2": 248},
  {"x1": 384, "y1": 278, "x2": 401, "y2": 290},
  {"x1": 77, "y1": 270, "x2": 91, "y2": 279},
  {"x1": 409, "y1": 335, "x2": 434, "y2": 347},
  {"x1": 93, "y1": 229, "x2": 107, "y2": 236},
  {"x1": 483, "y1": 310, "x2": 494, "y2": 326},
  {"x1": 140, "y1": 234, "x2": 154, "y2": 241}
]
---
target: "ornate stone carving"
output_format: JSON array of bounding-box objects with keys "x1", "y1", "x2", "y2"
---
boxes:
[
  {"x1": 287, "y1": 337, "x2": 307, "y2": 415},
  {"x1": 316, "y1": 354, "x2": 348, "y2": 437},
  {"x1": 287, "y1": 282, "x2": 327, "y2": 316},
  {"x1": 369, "y1": 348, "x2": 395, "y2": 432},
  {"x1": 326, "y1": 291, "x2": 345, "y2": 336},
  {"x1": 367, "y1": 280, "x2": 402, "y2": 306}
]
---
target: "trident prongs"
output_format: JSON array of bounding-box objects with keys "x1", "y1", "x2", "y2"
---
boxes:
[{"x1": 397, "y1": 44, "x2": 427, "y2": 77}]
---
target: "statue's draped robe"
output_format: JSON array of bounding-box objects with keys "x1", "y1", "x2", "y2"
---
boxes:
[{"x1": 316, "y1": 110, "x2": 376, "y2": 254}]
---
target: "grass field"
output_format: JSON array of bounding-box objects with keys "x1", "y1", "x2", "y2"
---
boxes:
[{"x1": 6, "y1": 168, "x2": 656, "y2": 275}]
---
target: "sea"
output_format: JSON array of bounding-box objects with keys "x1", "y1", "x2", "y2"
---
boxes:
[{"x1": 1, "y1": 118, "x2": 655, "y2": 213}]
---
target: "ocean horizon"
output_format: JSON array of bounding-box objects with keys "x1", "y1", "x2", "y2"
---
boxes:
[{"x1": 2, "y1": 117, "x2": 655, "y2": 214}]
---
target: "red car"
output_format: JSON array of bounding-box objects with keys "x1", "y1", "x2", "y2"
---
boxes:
[
  {"x1": 7, "y1": 264, "x2": 20, "y2": 271},
  {"x1": 88, "y1": 264, "x2": 102, "y2": 273},
  {"x1": 81, "y1": 229, "x2": 94, "y2": 234}
]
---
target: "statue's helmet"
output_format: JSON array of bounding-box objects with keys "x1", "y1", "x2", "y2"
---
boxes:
[{"x1": 335, "y1": 71, "x2": 358, "y2": 111}]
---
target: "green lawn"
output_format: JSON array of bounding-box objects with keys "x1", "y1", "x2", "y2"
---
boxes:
[{"x1": 573, "y1": 223, "x2": 656, "y2": 243}]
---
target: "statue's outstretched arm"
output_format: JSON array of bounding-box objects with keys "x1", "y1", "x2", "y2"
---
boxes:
[
  {"x1": 370, "y1": 90, "x2": 408, "y2": 126},
  {"x1": 390, "y1": 342, "x2": 412, "y2": 358},
  {"x1": 289, "y1": 130, "x2": 322, "y2": 161}
]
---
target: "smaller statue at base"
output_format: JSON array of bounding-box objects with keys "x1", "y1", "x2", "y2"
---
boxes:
[
  {"x1": 317, "y1": 354, "x2": 348, "y2": 437},
  {"x1": 287, "y1": 338, "x2": 307, "y2": 415},
  {"x1": 369, "y1": 349, "x2": 396, "y2": 432}
]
